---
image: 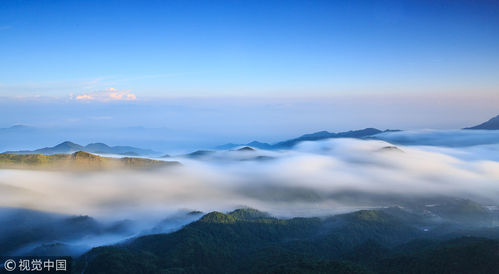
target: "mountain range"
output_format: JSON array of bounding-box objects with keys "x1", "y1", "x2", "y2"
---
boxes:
[
  {"x1": 3, "y1": 196, "x2": 499, "y2": 273},
  {"x1": 4, "y1": 141, "x2": 159, "y2": 156},
  {"x1": 73, "y1": 200, "x2": 499, "y2": 274},
  {"x1": 2, "y1": 115, "x2": 498, "y2": 155},
  {"x1": 217, "y1": 128, "x2": 400, "y2": 150},
  {"x1": 216, "y1": 114, "x2": 499, "y2": 151}
]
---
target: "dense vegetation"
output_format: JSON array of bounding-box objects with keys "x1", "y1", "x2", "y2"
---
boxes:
[
  {"x1": 75, "y1": 205, "x2": 499, "y2": 274},
  {"x1": 0, "y1": 151, "x2": 179, "y2": 170}
]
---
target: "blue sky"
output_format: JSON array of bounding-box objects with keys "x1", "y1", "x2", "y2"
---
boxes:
[
  {"x1": 0, "y1": 0, "x2": 498, "y2": 149},
  {"x1": 1, "y1": 0, "x2": 498, "y2": 97}
]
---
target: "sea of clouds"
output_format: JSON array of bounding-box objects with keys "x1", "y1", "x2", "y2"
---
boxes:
[
  {"x1": 1, "y1": 130, "x2": 499, "y2": 255},
  {"x1": 1, "y1": 132, "x2": 499, "y2": 218}
]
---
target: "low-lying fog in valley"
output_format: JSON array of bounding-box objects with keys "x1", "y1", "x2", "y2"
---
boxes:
[{"x1": 1, "y1": 130, "x2": 499, "y2": 257}]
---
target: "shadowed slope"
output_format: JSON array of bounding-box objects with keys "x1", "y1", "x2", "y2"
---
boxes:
[{"x1": 464, "y1": 115, "x2": 499, "y2": 130}]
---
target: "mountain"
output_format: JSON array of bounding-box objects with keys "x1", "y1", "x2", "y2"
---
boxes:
[
  {"x1": 378, "y1": 146, "x2": 404, "y2": 153},
  {"x1": 5, "y1": 141, "x2": 159, "y2": 156},
  {"x1": 235, "y1": 146, "x2": 256, "y2": 152},
  {"x1": 179, "y1": 147, "x2": 276, "y2": 162},
  {"x1": 217, "y1": 128, "x2": 398, "y2": 150},
  {"x1": 84, "y1": 143, "x2": 156, "y2": 155},
  {"x1": 74, "y1": 206, "x2": 499, "y2": 273},
  {"x1": 273, "y1": 128, "x2": 391, "y2": 148},
  {"x1": 216, "y1": 141, "x2": 273, "y2": 150},
  {"x1": 0, "y1": 124, "x2": 34, "y2": 131},
  {"x1": 464, "y1": 115, "x2": 499, "y2": 130},
  {"x1": 182, "y1": 150, "x2": 216, "y2": 159},
  {"x1": 0, "y1": 207, "x2": 142, "y2": 257},
  {"x1": 75, "y1": 208, "x2": 415, "y2": 273},
  {"x1": 0, "y1": 151, "x2": 180, "y2": 171}
]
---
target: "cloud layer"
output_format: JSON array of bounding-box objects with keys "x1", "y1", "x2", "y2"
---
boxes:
[{"x1": 0, "y1": 138, "x2": 498, "y2": 220}]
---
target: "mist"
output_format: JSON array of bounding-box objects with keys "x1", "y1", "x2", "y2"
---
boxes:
[
  {"x1": 374, "y1": 129, "x2": 499, "y2": 148},
  {"x1": 1, "y1": 138, "x2": 499, "y2": 217},
  {"x1": 1, "y1": 94, "x2": 498, "y2": 152}
]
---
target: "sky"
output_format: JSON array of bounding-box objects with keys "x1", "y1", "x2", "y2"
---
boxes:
[{"x1": 0, "y1": 0, "x2": 498, "y2": 149}]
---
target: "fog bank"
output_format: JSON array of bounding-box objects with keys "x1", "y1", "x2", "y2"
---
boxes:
[{"x1": 1, "y1": 138, "x2": 498, "y2": 220}]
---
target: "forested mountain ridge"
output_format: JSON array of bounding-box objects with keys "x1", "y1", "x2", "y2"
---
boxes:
[{"x1": 75, "y1": 207, "x2": 499, "y2": 273}]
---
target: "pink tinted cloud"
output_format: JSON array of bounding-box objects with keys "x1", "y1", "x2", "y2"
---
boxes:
[
  {"x1": 74, "y1": 88, "x2": 137, "y2": 101},
  {"x1": 75, "y1": 94, "x2": 94, "y2": 100}
]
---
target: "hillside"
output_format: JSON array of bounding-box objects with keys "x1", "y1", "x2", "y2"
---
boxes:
[
  {"x1": 75, "y1": 207, "x2": 499, "y2": 273},
  {"x1": 273, "y1": 128, "x2": 390, "y2": 148},
  {"x1": 74, "y1": 208, "x2": 421, "y2": 273},
  {"x1": 0, "y1": 151, "x2": 180, "y2": 171}
]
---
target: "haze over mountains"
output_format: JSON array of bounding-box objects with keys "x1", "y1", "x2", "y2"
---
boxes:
[
  {"x1": 4, "y1": 202, "x2": 499, "y2": 273},
  {"x1": 215, "y1": 115, "x2": 499, "y2": 150},
  {"x1": 217, "y1": 128, "x2": 399, "y2": 150},
  {"x1": 0, "y1": 114, "x2": 497, "y2": 167},
  {"x1": 216, "y1": 115, "x2": 499, "y2": 151},
  {"x1": 73, "y1": 205, "x2": 499, "y2": 274},
  {"x1": 5, "y1": 141, "x2": 159, "y2": 156}
]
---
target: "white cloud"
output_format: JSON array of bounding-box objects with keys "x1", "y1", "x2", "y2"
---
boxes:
[{"x1": 74, "y1": 88, "x2": 137, "y2": 101}]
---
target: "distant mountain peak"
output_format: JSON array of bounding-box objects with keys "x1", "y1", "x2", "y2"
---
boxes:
[
  {"x1": 86, "y1": 142, "x2": 109, "y2": 146},
  {"x1": 236, "y1": 146, "x2": 256, "y2": 152},
  {"x1": 0, "y1": 125, "x2": 35, "y2": 134},
  {"x1": 215, "y1": 141, "x2": 272, "y2": 150},
  {"x1": 85, "y1": 143, "x2": 112, "y2": 150},
  {"x1": 9, "y1": 124, "x2": 30, "y2": 129},
  {"x1": 57, "y1": 141, "x2": 81, "y2": 146},
  {"x1": 52, "y1": 141, "x2": 84, "y2": 150},
  {"x1": 464, "y1": 115, "x2": 499, "y2": 130},
  {"x1": 184, "y1": 150, "x2": 216, "y2": 159}
]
